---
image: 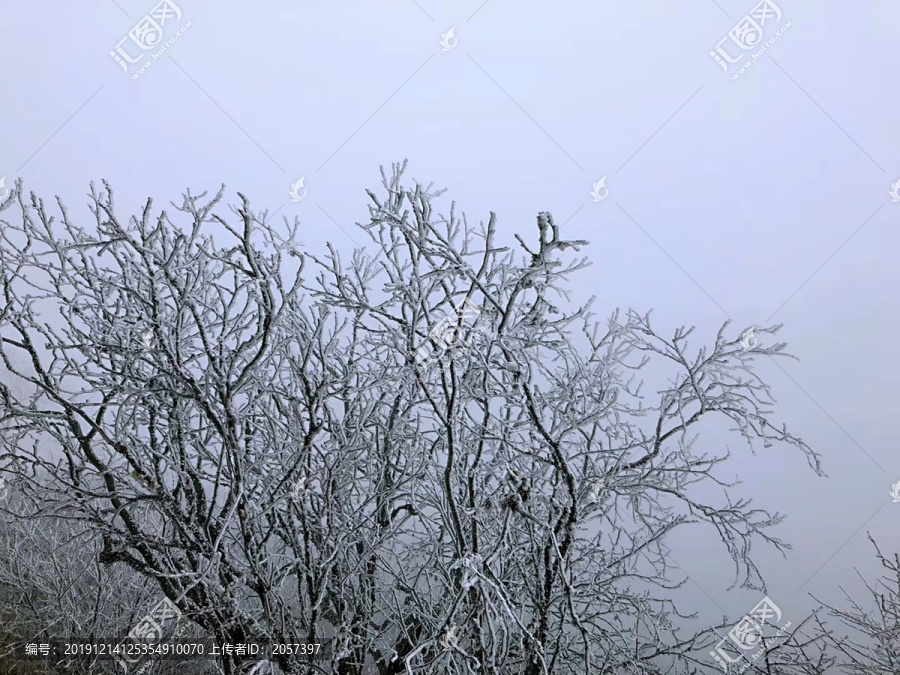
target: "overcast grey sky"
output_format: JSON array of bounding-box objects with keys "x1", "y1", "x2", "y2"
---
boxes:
[{"x1": 1, "y1": 0, "x2": 898, "y2": 651}]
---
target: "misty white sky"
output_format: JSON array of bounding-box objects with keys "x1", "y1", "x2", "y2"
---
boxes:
[{"x1": 1, "y1": 0, "x2": 898, "y2": 644}]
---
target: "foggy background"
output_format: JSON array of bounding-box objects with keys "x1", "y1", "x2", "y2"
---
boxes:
[{"x1": 1, "y1": 0, "x2": 897, "y2": 650}]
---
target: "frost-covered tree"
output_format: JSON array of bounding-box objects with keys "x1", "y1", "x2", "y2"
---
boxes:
[
  {"x1": 807, "y1": 535, "x2": 900, "y2": 674},
  {"x1": 0, "y1": 485, "x2": 211, "y2": 675},
  {"x1": 702, "y1": 534, "x2": 900, "y2": 675},
  {"x1": 0, "y1": 162, "x2": 824, "y2": 674}
]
